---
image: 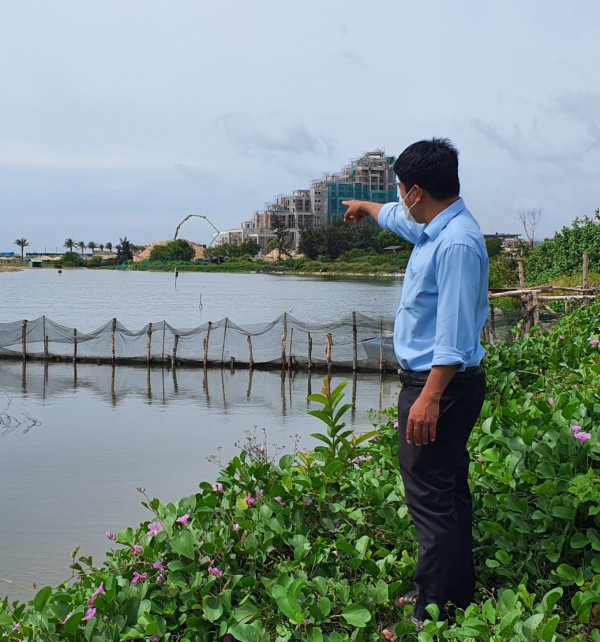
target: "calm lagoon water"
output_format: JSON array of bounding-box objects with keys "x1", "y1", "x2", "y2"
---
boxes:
[{"x1": 0, "y1": 270, "x2": 403, "y2": 601}]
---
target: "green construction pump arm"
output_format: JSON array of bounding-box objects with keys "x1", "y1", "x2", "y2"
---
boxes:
[{"x1": 173, "y1": 214, "x2": 221, "y2": 243}]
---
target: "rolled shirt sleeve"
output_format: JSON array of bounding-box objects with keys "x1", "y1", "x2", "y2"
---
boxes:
[{"x1": 433, "y1": 243, "x2": 484, "y2": 368}]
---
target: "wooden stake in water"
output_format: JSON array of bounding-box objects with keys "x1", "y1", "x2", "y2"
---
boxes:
[
  {"x1": 172, "y1": 334, "x2": 179, "y2": 367},
  {"x1": 146, "y1": 323, "x2": 153, "y2": 365},
  {"x1": 174, "y1": 268, "x2": 179, "y2": 289},
  {"x1": 204, "y1": 321, "x2": 212, "y2": 368},
  {"x1": 73, "y1": 328, "x2": 78, "y2": 363},
  {"x1": 247, "y1": 335, "x2": 254, "y2": 369},
  {"x1": 352, "y1": 311, "x2": 358, "y2": 371},
  {"x1": 281, "y1": 313, "x2": 288, "y2": 370},
  {"x1": 221, "y1": 318, "x2": 228, "y2": 365},
  {"x1": 111, "y1": 318, "x2": 117, "y2": 363},
  {"x1": 22, "y1": 320, "x2": 27, "y2": 361}
]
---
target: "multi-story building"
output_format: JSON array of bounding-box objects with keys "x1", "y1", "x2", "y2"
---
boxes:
[{"x1": 216, "y1": 148, "x2": 398, "y2": 252}]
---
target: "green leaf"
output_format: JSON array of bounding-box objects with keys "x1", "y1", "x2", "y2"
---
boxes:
[
  {"x1": 556, "y1": 563, "x2": 578, "y2": 582},
  {"x1": 202, "y1": 595, "x2": 223, "y2": 622},
  {"x1": 229, "y1": 623, "x2": 261, "y2": 642},
  {"x1": 169, "y1": 529, "x2": 196, "y2": 559},
  {"x1": 354, "y1": 535, "x2": 370, "y2": 558},
  {"x1": 341, "y1": 603, "x2": 371, "y2": 628},
  {"x1": 272, "y1": 585, "x2": 303, "y2": 624},
  {"x1": 539, "y1": 614, "x2": 560, "y2": 642},
  {"x1": 32, "y1": 586, "x2": 52, "y2": 612}
]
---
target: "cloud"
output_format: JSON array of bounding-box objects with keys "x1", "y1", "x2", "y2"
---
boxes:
[
  {"x1": 339, "y1": 50, "x2": 365, "y2": 66},
  {"x1": 470, "y1": 91, "x2": 600, "y2": 178},
  {"x1": 216, "y1": 112, "x2": 336, "y2": 158},
  {"x1": 173, "y1": 164, "x2": 222, "y2": 185}
]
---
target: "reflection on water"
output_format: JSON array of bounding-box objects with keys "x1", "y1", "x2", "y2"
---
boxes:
[{"x1": 0, "y1": 360, "x2": 400, "y2": 602}]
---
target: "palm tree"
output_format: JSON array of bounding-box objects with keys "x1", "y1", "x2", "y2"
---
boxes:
[
  {"x1": 77, "y1": 241, "x2": 86, "y2": 257},
  {"x1": 14, "y1": 238, "x2": 30, "y2": 263},
  {"x1": 98, "y1": 243, "x2": 105, "y2": 254},
  {"x1": 105, "y1": 242, "x2": 113, "y2": 253},
  {"x1": 87, "y1": 241, "x2": 97, "y2": 256},
  {"x1": 64, "y1": 238, "x2": 75, "y2": 252}
]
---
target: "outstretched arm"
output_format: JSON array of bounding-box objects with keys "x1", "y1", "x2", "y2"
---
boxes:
[{"x1": 342, "y1": 200, "x2": 384, "y2": 224}]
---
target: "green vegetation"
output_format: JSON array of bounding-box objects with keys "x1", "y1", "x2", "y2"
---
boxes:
[
  {"x1": 2, "y1": 303, "x2": 598, "y2": 641},
  {"x1": 60, "y1": 251, "x2": 85, "y2": 268},
  {"x1": 150, "y1": 240, "x2": 196, "y2": 263},
  {"x1": 299, "y1": 218, "x2": 411, "y2": 261},
  {"x1": 525, "y1": 211, "x2": 600, "y2": 284}
]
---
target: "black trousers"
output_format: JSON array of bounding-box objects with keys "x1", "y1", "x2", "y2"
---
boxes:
[{"x1": 397, "y1": 371, "x2": 486, "y2": 621}]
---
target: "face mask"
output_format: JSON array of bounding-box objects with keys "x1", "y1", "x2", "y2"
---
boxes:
[{"x1": 400, "y1": 186, "x2": 417, "y2": 222}]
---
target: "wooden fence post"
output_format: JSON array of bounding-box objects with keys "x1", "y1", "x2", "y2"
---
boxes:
[
  {"x1": 517, "y1": 259, "x2": 525, "y2": 288},
  {"x1": 326, "y1": 332, "x2": 333, "y2": 373},
  {"x1": 221, "y1": 318, "x2": 228, "y2": 365},
  {"x1": 111, "y1": 318, "x2": 117, "y2": 363},
  {"x1": 172, "y1": 334, "x2": 179, "y2": 367},
  {"x1": 73, "y1": 328, "x2": 78, "y2": 362},
  {"x1": 352, "y1": 311, "x2": 358, "y2": 371},
  {"x1": 247, "y1": 335, "x2": 254, "y2": 369},
  {"x1": 379, "y1": 318, "x2": 384, "y2": 373},
  {"x1": 21, "y1": 320, "x2": 27, "y2": 361},
  {"x1": 281, "y1": 313, "x2": 288, "y2": 370},
  {"x1": 204, "y1": 321, "x2": 212, "y2": 368},
  {"x1": 146, "y1": 323, "x2": 153, "y2": 366},
  {"x1": 308, "y1": 332, "x2": 313, "y2": 370}
]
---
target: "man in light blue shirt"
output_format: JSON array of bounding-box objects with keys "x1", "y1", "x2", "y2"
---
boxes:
[{"x1": 344, "y1": 138, "x2": 488, "y2": 636}]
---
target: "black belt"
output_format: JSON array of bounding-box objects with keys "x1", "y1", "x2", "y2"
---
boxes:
[{"x1": 398, "y1": 365, "x2": 484, "y2": 386}]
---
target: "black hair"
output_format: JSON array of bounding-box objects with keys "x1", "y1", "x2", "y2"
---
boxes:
[{"x1": 393, "y1": 137, "x2": 460, "y2": 200}]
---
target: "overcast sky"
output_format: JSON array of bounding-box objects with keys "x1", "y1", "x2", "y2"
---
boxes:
[{"x1": 1, "y1": 0, "x2": 599, "y2": 253}]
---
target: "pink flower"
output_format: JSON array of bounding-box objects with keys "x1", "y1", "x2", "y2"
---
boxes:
[
  {"x1": 223, "y1": 635, "x2": 234, "y2": 642},
  {"x1": 477, "y1": 455, "x2": 484, "y2": 464},
  {"x1": 233, "y1": 523, "x2": 240, "y2": 532},
  {"x1": 393, "y1": 420, "x2": 399, "y2": 428},
  {"x1": 246, "y1": 493, "x2": 255, "y2": 505},
  {"x1": 106, "y1": 531, "x2": 117, "y2": 541},
  {"x1": 199, "y1": 539, "x2": 205, "y2": 547},
  {"x1": 548, "y1": 397, "x2": 554, "y2": 405},
  {"x1": 147, "y1": 522, "x2": 163, "y2": 537},
  {"x1": 304, "y1": 497, "x2": 313, "y2": 506},
  {"x1": 208, "y1": 563, "x2": 223, "y2": 577},
  {"x1": 589, "y1": 338, "x2": 599, "y2": 347},
  {"x1": 351, "y1": 456, "x2": 362, "y2": 464},
  {"x1": 332, "y1": 549, "x2": 339, "y2": 558},
  {"x1": 152, "y1": 559, "x2": 164, "y2": 570},
  {"x1": 274, "y1": 496, "x2": 285, "y2": 505},
  {"x1": 369, "y1": 434, "x2": 378, "y2": 441},
  {"x1": 212, "y1": 483, "x2": 224, "y2": 493},
  {"x1": 60, "y1": 610, "x2": 75, "y2": 625},
  {"x1": 131, "y1": 571, "x2": 148, "y2": 585},
  {"x1": 131, "y1": 545, "x2": 142, "y2": 556},
  {"x1": 82, "y1": 607, "x2": 96, "y2": 622},
  {"x1": 571, "y1": 425, "x2": 583, "y2": 434},
  {"x1": 150, "y1": 637, "x2": 159, "y2": 642},
  {"x1": 87, "y1": 582, "x2": 106, "y2": 605},
  {"x1": 157, "y1": 573, "x2": 165, "y2": 583},
  {"x1": 558, "y1": 335, "x2": 564, "y2": 340},
  {"x1": 256, "y1": 489, "x2": 264, "y2": 500},
  {"x1": 574, "y1": 431, "x2": 592, "y2": 443},
  {"x1": 176, "y1": 514, "x2": 190, "y2": 526},
  {"x1": 364, "y1": 455, "x2": 373, "y2": 461}
]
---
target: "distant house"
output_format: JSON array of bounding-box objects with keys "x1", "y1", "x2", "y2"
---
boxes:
[
  {"x1": 29, "y1": 259, "x2": 43, "y2": 268},
  {"x1": 383, "y1": 245, "x2": 404, "y2": 255}
]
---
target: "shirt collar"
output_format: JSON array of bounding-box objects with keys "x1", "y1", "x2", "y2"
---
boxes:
[{"x1": 421, "y1": 198, "x2": 466, "y2": 241}]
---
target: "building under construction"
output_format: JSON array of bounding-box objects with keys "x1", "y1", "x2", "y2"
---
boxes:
[{"x1": 216, "y1": 149, "x2": 398, "y2": 251}]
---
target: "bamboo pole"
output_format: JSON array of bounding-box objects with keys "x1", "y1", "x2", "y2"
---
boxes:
[
  {"x1": 42, "y1": 316, "x2": 48, "y2": 360},
  {"x1": 161, "y1": 323, "x2": 166, "y2": 363},
  {"x1": 221, "y1": 318, "x2": 228, "y2": 365},
  {"x1": 204, "y1": 322, "x2": 212, "y2": 368},
  {"x1": 532, "y1": 291, "x2": 540, "y2": 327},
  {"x1": 146, "y1": 323, "x2": 153, "y2": 366},
  {"x1": 379, "y1": 318, "x2": 384, "y2": 373},
  {"x1": 230, "y1": 357, "x2": 235, "y2": 373},
  {"x1": 281, "y1": 313, "x2": 288, "y2": 370},
  {"x1": 288, "y1": 326, "x2": 294, "y2": 370},
  {"x1": 326, "y1": 332, "x2": 333, "y2": 373},
  {"x1": 44, "y1": 336, "x2": 49, "y2": 360},
  {"x1": 21, "y1": 320, "x2": 27, "y2": 361},
  {"x1": 352, "y1": 311, "x2": 358, "y2": 371},
  {"x1": 247, "y1": 335, "x2": 254, "y2": 369},
  {"x1": 172, "y1": 334, "x2": 179, "y2": 367},
  {"x1": 73, "y1": 328, "x2": 78, "y2": 362},
  {"x1": 489, "y1": 304, "x2": 496, "y2": 343},
  {"x1": 517, "y1": 259, "x2": 525, "y2": 288},
  {"x1": 111, "y1": 318, "x2": 117, "y2": 363},
  {"x1": 308, "y1": 332, "x2": 312, "y2": 370}
]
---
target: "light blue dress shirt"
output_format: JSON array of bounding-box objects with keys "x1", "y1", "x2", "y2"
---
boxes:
[{"x1": 378, "y1": 198, "x2": 489, "y2": 372}]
